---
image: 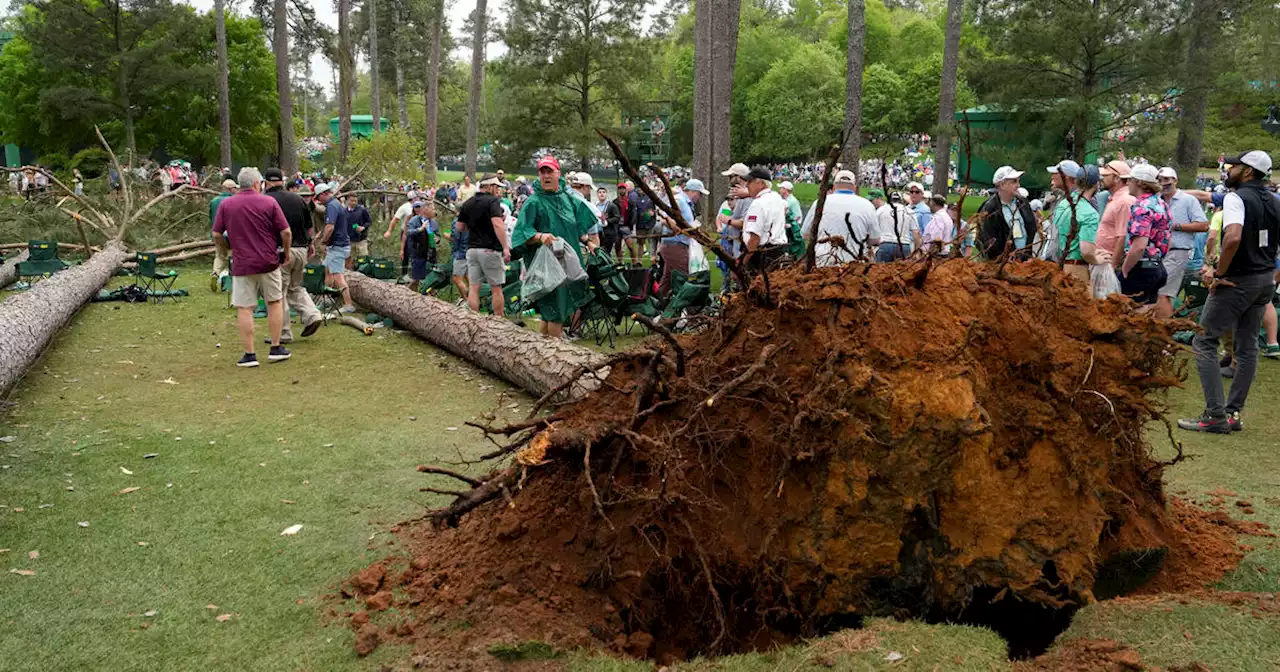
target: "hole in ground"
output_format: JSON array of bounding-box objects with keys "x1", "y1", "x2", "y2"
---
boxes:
[{"x1": 952, "y1": 587, "x2": 1078, "y2": 659}]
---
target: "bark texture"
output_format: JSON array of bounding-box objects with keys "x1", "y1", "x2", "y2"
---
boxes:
[
  {"x1": 691, "y1": 0, "x2": 712, "y2": 224},
  {"x1": 339, "y1": 0, "x2": 355, "y2": 162},
  {"x1": 273, "y1": 0, "x2": 298, "y2": 174},
  {"x1": 841, "y1": 0, "x2": 865, "y2": 171},
  {"x1": 1173, "y1": 0, "x2": 1218, "y2": 185},
  {"x1": 0, "y1": 250, "x2": 31, "y2": 289},
  {"x1": 708, "y1": 0, "x2": 741, "y2": 211},
  {"x1": 0, "y1": 242, "x2": 129, "y2": 397},
  {"x1": 464, "y1": 0, "x2": 488, "y2": 180},
  {"x1": 931, "y1": 0, "x2": 963, "y2": 198},
  {"x1": 346, "y1": 272, "x2": 606, "y2": 400},
  {"x1": 424, "y1": 0, "x2": 443, "y2": 183},
  {"x1": 368, "y1": 0, "x2": 382, "y2": 134}
]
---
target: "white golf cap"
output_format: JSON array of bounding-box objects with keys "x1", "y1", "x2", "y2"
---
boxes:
[
  {"x1": 1157, "y1": 166, "x2": 1178, "y2": 179},
  {"x1": 1047, "y1": 160, "x2": 1083, "y2": 178},
  {"x1": 906, "y1": 181, "x2": 924, "y2": 192},
  {"x1": 778, "y1": 180, "x2": 794, "y2": 191},
  {"x1": 314, "y1": 182, "x2": 335, "y2": 196},
  {"x1": 834, "y1": 170, "x2": 857, "y2": 184},
  {"x1": 571, "y1": 172, "x2": 594, "y2": 188},
  {"x1": 684, "y1": 178, "x2": 710, "y2": 194},
  {"x1": 1129, "y1": 163, "x2": 1160, "y2": 185},
  {"x1": 720, "y1": 162, "x2": 750, "y2": 178},
  {"x1": 1225, "y1": 150, "x2": 1273, "y2": 175},
  {"x1": 992, "y1": 165, "x2": 1025, "y2": 183}
]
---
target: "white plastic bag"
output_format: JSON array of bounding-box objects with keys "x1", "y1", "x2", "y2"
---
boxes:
[
  {"x1": 687, "y1": 239, "x2": 709, "y2": 274},
  {"x1": 1090, "y1": 263, "x2": 1121, "y2": 299},
  {"x1": 523, "y1": 244, "x2": 568, "y2": 303}
]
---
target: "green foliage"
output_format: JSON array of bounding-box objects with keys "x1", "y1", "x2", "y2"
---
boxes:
[
  {"x1": 36, "y1": 152, "x2": 71, "y2": 174},
  {"x1": 745, "y1": 43, "x2": 844, "y2": 159},
  {"x1": 861, "y1": 64, "x2": 909, "y2": 137},
  {"x1": 346, "y1": 127, "x2": 427, "y2": 183},
  {"x1": 0, "y1": 0, "x2": 278, "y2": 164},
  {"x1": 69, "y1": 148, "x2": 111, "y2": 178}
]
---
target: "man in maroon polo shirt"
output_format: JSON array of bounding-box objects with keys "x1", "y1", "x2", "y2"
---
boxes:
[{"x1": 212, "y1": 167, "x2": 293, "y2": 368}]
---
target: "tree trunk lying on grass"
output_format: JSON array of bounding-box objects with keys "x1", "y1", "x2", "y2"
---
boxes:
[
  {"x1": 0, "y1": 241, "x2": 130, "y2": 396},
  {"x1": 346, "y1": 270, "x2": 607, "y2": 400},
  {"x1": 121, "y1": 246, "x2": 215, "y2": 270},
  {"x1": 0, "y1": 250, "x2": 31, "y2": 289}
]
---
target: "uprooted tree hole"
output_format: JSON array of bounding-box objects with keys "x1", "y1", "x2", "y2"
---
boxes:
[{"x1": 343, "y1": 259, "x2": 1262, "y2": 665}]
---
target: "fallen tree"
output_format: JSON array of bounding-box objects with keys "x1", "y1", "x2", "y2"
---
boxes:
[
  {"x1": 0, "y1": 250, "x2": 31, "y2": 289},
  {"x1": 0, "y1": 242, "x2": 131, "y2": 395},
  {"x1": 0, "y1": 126, "x2": 196, "y2": 398},
  {"x1": 346, "y1": 271, "x2": 607, "y2": 400}
]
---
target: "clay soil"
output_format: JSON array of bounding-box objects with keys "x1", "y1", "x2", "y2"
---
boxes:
[{"x1": 341, "y1": 259, "x2": 1252, "y2": 666}]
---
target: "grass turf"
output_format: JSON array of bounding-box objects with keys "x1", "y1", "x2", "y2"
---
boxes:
[{"x1": 2, "y1": 264, "x2": 1280, "y2": 671}]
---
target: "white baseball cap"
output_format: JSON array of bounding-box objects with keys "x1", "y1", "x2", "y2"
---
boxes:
[
  {"x1": 992, "y1": 165, "x2": 1025, "y2": 183},
  {"x1": 1157, "y1": 166, "x2": 1178, "y2": 180},
  {"x1": 571, "y1": 172, "x2": 594, "y2": 188},
  {"x1": 833, "y1": 170, "x2": 857, "y2": 185},
  {"x1": 778, "y1": 180, "x2": 794, "y2": 191},
  {"x1": 314, "y1": 182, "x2": 335, "y2": 196},
  {"x1": 906, "y1": 181, "x2": 924, "y2": 192},
  {"x1": 1129, "y1": 163, "x2": 1160, "y2": 185},
  {"x1": 1047, "y1": 160, "x2": 1083, "y2": 178},
  {"x1": 1225, "y1": 150, "x2": 1273, "y2": 175},
  {"x1": 720, "y1": 162, "x2": 750, "y2": 178}
]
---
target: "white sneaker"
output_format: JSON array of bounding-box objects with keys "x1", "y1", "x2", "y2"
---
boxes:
[{"x1": 339, "y1": 305, "x2": 356, "y2": 314}]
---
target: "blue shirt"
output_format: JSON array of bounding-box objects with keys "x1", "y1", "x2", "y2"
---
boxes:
[
  {"x1": 450, "y1": 226, "x2": 469, "y2": 260},
  {"x1": 912, "y1": 202, "x2": 931, "y2": 234},
  {"x1": 325, "y1": 198, "x2": 350, "y2": 247},
  {"x1": 1165, "y1": 190, "x2": 1208, "y2": 249},
  {"x1": 660, "y1": 192, "x2": 695, "y2": 245},
  {"x1": 1187, "y1": 231, "x2": 1209, "y2": 272}
]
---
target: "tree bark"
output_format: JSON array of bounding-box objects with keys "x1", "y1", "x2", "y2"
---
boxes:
[
  {"x1": 425, "y1": 0, "x2": 444, "y2": 183},
  {"x1": 0, "y1": 241, "x2": 130, "y2": 397},
  {"x1": 274, "y1": 0, "x2": 298, "y2": 174},
  {"x1": 464, "y1": 0, "x2": 488, "y2": 180},
  {"x1": 691, "y1": 0, "x2": 712, "y2": 224},
  {"x1": 1173, "y1": 0, "x2": 1218, "y2": 186},
  {"x1": 0, "y1": 250, "x2": 30, "y2": 289},
  {"x1": 339, "y1": 0, "x2": 355, "y2": 162},
  {"x1": 215, "y1": 0, "x2": 233, "y2": 170},
  {"x1": 395, "y1": 44, "x2": 409, "y2": 128},
  {"x1": 346, "y1": 272, "x2": 606, "y2": 400},
  {"x1": 708, "y1": 0, "x2": 741, "y2": 214},
  {"x1": 931, "y1": 0, "x2": 963, "y2": 198},
  {"x1": 842, "y1": 0, "x2": 865, "y2": 172},
  {"x1": 368, "y1": 0, "x2": 382, "y2": 134}
]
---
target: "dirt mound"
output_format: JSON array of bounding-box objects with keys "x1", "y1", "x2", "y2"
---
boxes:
[
  {"x1": 347, "y1": 260, "x2": 1192, "y2": 663},
  {"x1": 1130, "y1": 498, "x2": 1263, "y2": 594}
]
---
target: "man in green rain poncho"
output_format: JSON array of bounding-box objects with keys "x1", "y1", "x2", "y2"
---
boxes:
[{"x1": 510, "y1": 156, "x2": 598, "y2": 338}]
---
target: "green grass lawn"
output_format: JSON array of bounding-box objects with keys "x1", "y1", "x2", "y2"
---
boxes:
[{"x1": 3, "y1": 265, "x2": 1280, "y2": 671}]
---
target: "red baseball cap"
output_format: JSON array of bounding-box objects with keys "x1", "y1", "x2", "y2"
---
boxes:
[{"x1": 536, "y1": 156, "x2": 560, "y2": 171}]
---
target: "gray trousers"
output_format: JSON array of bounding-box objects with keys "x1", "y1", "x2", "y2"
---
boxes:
[
  {"x1": 280, "y1": 247, "x2": 321, "y2": 340},
  {"x1": 1191, "y1": 271, "x2": 1276, "y2": 417}
]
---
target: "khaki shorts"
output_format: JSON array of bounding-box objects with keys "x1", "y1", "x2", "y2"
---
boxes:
[
  {"x1": 351, "y1": 240, "x2": 370, "y2": 259},
  {"x1": 1159, "y1": 248, "x2": 1192, "y2": 298},
  {"x1": 230, "y1": 269, "x2": 283, "y2": 308},
  {"x1": 467, "y1": 248, "x2": 505, "y2": 286}
]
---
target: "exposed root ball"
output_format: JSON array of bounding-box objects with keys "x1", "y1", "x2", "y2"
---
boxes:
[{"x1": 356, "y1": 259, "x2": 1195, "y2": 663}]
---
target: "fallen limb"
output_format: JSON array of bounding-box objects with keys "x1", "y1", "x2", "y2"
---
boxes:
[
  {"x1": 426, "y1": 464, "x2": 522, "y2": 527},
  {"x1": 417, "y1": 465, "x2": 482, "y2": 487},
  {"x1": 151, "y1": 239, "x2": 216, "y2": 256},
  {"x1": 0, "y1": 250, "x2": 31, "y2": 289},
  {"x1": 338, "y1": 315, "x2": 375, "y2": 334}
]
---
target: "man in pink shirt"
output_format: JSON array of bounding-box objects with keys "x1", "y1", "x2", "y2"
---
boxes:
[
  {"x1": 212, "y1": 167, "x2": 293, "y2": 368},
  {"x1": 1097, "y1": 160, "x2": 1135, "y2": 268}
]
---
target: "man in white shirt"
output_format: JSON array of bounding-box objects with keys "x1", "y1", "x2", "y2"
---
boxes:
[
  {"x1": 800, "y1": 169, "x2": 879, "y2": 266},
  {"x1": 922, "y1": 194, "x2": 954, "y2": 255},
  {"x1": 741, "y1": 166, "x2": 789, "y2": 272},
  {"x1": 870, "y1": 189, "x2": 919, "y2": 261}
]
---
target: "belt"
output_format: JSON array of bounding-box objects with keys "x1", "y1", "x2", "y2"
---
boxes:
[{"x1": 1063, "y1": 259, "x2": 1088, "y2": 266}]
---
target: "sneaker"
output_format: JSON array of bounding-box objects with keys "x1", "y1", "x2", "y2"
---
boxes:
[
  {"x1": 209, "y1": 273, "x2": 219, "y2": 293},
  {"x1": 1222, "y1": 366, "x2": 1235, "y2": 379},
  {"x1": 1177, "y1": 413, "x2": 1231, "y2": 434},
  {"x1": 236, "y1": 353, "x2": 259, "y2": 368},
  {"x1": 339, "y1": 305, "x2": 356, "y2": 314},
  {"x1": 264, "y1": 337, "x2": 294, "y2": 344},
  {"x1": 301, "y1": 320, "x2": 321, "y2": 338},
  {"x1": 1263, "y1": 344, "x2": 1280, "y2": 359},
  {"x1": 1219, "y1": 352, "x2": 1232, "y2": 368},
  {"x1": 267, "y1": 345, "x2": 292, "y2": 362},
  {"x1": 1228, "y1": 412, "x2": 1243, "y2": 432}
]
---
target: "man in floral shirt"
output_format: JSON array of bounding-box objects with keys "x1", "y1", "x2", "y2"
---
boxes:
[{"x1": 1117, "y1": 164, "x2": 1171, "y2": 305}]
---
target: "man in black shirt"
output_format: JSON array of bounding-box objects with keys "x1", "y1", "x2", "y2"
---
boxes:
[
  {"x1": 345, "y1": 194, "x2": 373, "y2": 266},
  {"x1": 1180, "y1": 150, "x2": 1280, "y2": 434},
  {"x1": 263, "y1": 168, "x2": 321, "y2": 341},
  {"x1": 460, "y1": 174, "x2": 510, "y2": 316}
]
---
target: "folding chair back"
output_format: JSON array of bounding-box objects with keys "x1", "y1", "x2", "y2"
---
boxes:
[
  {"x1": 134, "y1": 251, "x2": 181, "y2": 303},
  {"x1": 137, "y1": 252, "x2": 159, "y2": 277},
  {"x1": 28, "y1": 240, "x2": 58, "y2": 262},
  {"x1": 302, "y1": 264, "x2": 328, "y2": 294}
]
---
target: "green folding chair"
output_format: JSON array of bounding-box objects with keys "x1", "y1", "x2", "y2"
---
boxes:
[
  {"x1": 134, "y1": 252, "x2": 181, "y2": 303},
  {"x1": 663, "y1": 269, "x2": 711, "y2": 320},
  {"x1": 17, "y1": 240, "x2": 68, "y2": 283},
  {"x1": 369, "y1": 258, "x2": 399, "y2": 281},
  {"x1": 303, "y1": 264, "x2": 343, "y2": 322}
]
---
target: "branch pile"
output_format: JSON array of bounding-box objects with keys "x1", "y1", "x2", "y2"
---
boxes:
[{"x1": 344, "y1": 259, "x2": 1189, "y2": 664}]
